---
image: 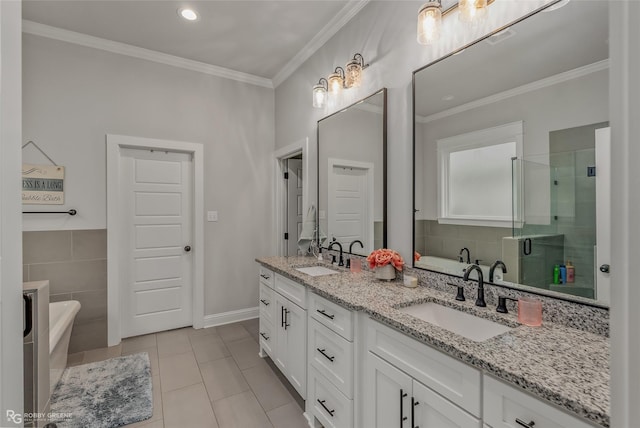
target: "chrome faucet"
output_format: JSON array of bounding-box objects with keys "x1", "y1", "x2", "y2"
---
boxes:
[
  {"x1": 463, "y1": 264, "x2": 486, "y2": 307},
  {"x1": 459, "y1": 247, "x2": 471, "y2": 264},
  {"x1": 328, "y1": 240, "x2": 344, "y2": 266},
  {"x1": 489, "y1": 260, "x2": 507, "y2": 283},
  {"x1": 345, "y1": 240, "x2": 363, "y2": 269}
]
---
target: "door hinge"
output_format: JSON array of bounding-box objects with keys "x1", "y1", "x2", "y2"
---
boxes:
[
  {"x1": 284, "y1": 233, "x2": 289, "y2": 240},
  {"x1": 284, "y1": 172, "x2": 289, "y2": 179}
]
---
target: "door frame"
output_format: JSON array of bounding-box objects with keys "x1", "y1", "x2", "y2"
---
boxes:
[
  {"x1": 106, "y1": 134, "x2": 204, "y2": 346},
  {"x1": 274, "y1": 138, "x2": 310, "y2": 256}
]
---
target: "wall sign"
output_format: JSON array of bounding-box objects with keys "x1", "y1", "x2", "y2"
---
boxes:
[{"x1": 22, "y1": 164, "x2": 65, "y2": 205}]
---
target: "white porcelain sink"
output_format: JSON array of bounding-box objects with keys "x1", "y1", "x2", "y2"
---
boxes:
[
  {"x1": 295, "y1": 266, "x2": 340, "y2": 277},
  {"x1": 399, "y1": 302, "x2": 513, "y2": 342}
]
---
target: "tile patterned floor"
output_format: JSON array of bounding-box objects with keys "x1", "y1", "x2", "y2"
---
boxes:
[{"x1": 67, "y1": 318, "x2": 309, "y2": 428}]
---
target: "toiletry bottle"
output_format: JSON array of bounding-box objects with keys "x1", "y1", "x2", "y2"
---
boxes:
[
  {"x1": 566, "y1": 260, "x2": 575, "y2": 283},
  {"x1": 553, "y1": 264, "x2": 560, "y2": 284},
  {"x1": 560, "y1": 264, "x2": 567, "y2": 284}
]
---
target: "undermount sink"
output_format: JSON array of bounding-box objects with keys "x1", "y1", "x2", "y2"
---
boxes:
[
  {"x1": 295, "y1": 265, "x2": 341, "y2": 277},
  {"x1": 398, "y1": 302, "x2": 513, "y2": 342}
]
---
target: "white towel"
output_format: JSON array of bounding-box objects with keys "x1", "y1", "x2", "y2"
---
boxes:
[{"x1": 297, "y1": 204, "x2": 326, "y2": 254}]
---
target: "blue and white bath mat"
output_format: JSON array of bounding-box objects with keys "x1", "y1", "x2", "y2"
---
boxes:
[{"x1": 50, "y1": 352, "x2": 152, "y2": 428}]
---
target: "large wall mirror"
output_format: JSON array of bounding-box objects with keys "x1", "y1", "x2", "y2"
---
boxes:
[
  {"x1": 319, "y1": 89, "x2": 387, "y2": 257},
  {"x1": 413, "y1": 1, "x2": 610, "y2": 305}
]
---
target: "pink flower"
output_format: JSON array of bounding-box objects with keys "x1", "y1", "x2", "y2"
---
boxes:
[
  {"x1": 367, "y1": 248, "x2": 405, "y2": 271},
  {"x1": 414, "y1": 251, "x2": 421, "y2": 261}
]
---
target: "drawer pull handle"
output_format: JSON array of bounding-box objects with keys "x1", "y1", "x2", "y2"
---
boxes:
[
  {"x1": 515, "y1": 419, "x2": 535, "y2": 428},
  {"x1": 411, "y1": 396, "x2": 419, "y2": 428},
  {"x1": 317, "y1": 399, "x2": 335, "y2": 417},
  {"x1": 316, "y1": 309, "x2": 335, "y2": 320},
  {"x1": 260, "y1": 274, "x2": 270, "y2": 280},
  {"x1": 317, "y1": 348, "x2": 335, "y2": 362},
  {"x1": 260, "y1": 299, "x2": 270, "y2": 306},
  {"x1": 284, "y1": 308, "x2": 290, "y2": 330},
  {"x1": 259, "y1": 332, "x2": 269, "y2": 341}
]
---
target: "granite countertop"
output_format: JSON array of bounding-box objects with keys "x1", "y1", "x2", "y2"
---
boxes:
[{"x1": 257, "y1": 256, "x2": 610, "y2": 428}]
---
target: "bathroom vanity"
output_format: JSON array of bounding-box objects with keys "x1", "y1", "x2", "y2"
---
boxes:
[{"x1": 256, "y1": 257, "x2": 609, "y2": 428}]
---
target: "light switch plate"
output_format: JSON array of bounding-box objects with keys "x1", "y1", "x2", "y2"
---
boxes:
[{"x1": 207, "y1": 211, "x2": 218, "y2": 222}]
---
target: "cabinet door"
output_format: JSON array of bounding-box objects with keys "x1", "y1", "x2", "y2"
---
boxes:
[
  {"x1": 274, "y1": 294, "x2": 288, "y2": 373},
  {"x1": 364, "y1": 353, "x2": 413, "y2": 428},
  {"x1": 285, "y1": 301, "x2": 307, "y2": 398},
  {"x1": 412, "y1": 381, "x2": 481, "y2": 428}
]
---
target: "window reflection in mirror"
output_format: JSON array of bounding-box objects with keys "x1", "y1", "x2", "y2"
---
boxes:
[
  {"x1": 413, "y1": 1, "x2": 609, "y2": 305},
  {"x1": 318, "y1": 89, "x2": 386, "y2": 257}
]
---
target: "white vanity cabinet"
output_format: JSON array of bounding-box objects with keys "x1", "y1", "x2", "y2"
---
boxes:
[
  {"x1": 307, "y1": 292, "x2": 356, "y2": 428},
  {"x1": 483, "y1": 376, "x2": 596, "y2": 428},
  {"x1": 364, "y1": 318, "x2": 482, "y2": 428},
  {"x1": 257, "y1": 268, "x2": 307, "y2": 399}
]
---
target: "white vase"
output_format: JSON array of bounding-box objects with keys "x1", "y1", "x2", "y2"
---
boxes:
[{"x1": 375, "y1": 264, "x2": 396, "y2": 281}]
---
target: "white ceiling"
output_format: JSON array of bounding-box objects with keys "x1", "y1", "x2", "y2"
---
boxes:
[
  {"x1": 22, "y1": 0, "x2": 358, "y2": 83},
  {"x1": 415, "y1": 0, "x2": 609, "y2": 117}
]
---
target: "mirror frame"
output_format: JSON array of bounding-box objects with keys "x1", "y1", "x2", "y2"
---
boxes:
[
  {"x1": 317, "y1": 88, "x2": 388, "y2": 255},
  {"x1": 410, "y1": 5, "x2": 609, "y2": 309}
]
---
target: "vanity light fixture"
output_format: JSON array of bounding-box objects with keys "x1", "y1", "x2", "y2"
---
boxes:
[
  {"x1": 312, "y1": 78, "x2": 329, "y2": 109},
  {"x1": 344, "y1": 53, "x2": 369, "y2": 88},
  {"x1": 417, "y1": 0, "x2": 495, "y2": 45},
  {"x1": 327, "y1": 67, "x2": 346, "y2": 96},
  {"x1": 417, "y1": 1, "x2": 443, "y2": 45}
]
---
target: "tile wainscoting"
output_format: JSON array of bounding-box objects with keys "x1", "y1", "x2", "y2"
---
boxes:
[{"x1": 23, "y1": 229, "x2": 107, "y2": 353}]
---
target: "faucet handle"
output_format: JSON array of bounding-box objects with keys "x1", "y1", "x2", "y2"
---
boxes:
[
  {"x1": 447, "y1": 283, "x2": 465, "y2": 302},
  {"x1": 496, "y1": 296, "x2": 518, "y2": 314},
  {"x1": 331, "y1": 254, "x2": 337, "y2": 264},
  {"x1": 474, "y1": 259, "x2": 482, "y2": 265}
]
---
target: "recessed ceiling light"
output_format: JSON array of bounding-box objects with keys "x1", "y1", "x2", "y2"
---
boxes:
[
  {"x1": 178, "y1": 8, "x2": 198, "y2": 21},
  {"x1": 442, "y1": 95, "x2": 455, "y2": 101}
]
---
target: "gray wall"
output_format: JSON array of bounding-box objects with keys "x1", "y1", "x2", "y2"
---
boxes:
[
  {"x1": 23, "y1": 230, "x2": 107, "y2": 353},
  {"x1": 23, "y1": 34, "x2": 276, "y2": 337}
]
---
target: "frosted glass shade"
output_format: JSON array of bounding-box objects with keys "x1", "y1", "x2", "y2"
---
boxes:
[
  {"x1": 458, "y1": 0, "x2": 488, "y2": 24},
  {"x1": 328, "y1": 72, "x2": 343, "y2": 95},
  {"x1": 313, "y1": 84, "x2": 327, "y2": 108},
  {"x1": 417, "y1": 2, "x2": 442, "y2": 45},
  {"x1": 345, "y1": 59, "x2": 362, "y2": 88}
]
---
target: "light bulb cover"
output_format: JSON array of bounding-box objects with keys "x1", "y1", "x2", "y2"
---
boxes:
[
  {"x1": 178, "y1": 8, "x2": 198, "y2": 21},
  {"x1": 458, "y1": 0, "x2": 488, "y2": 24},
  {"x1": 312, "y1": 78, "x2": 328, "y2": 109},
  {"x1": 417, "y1": 1, "x2": 443, "y2": 45},
  {"x1": 328, "y1": 67, "x2": 346, "y2": 95},
  {"x1": 345, "y1": 53, "x2": 367, "y2": 88}
]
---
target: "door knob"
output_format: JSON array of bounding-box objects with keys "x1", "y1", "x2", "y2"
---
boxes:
[
  {"x1": 599, "y1": 264, "x2": 610, "y2": 273},
  {"x1": 184, "y1": 245, "x2": 191, "y2": 252}
]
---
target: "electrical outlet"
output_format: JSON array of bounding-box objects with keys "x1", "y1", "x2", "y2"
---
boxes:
[{"x1": 207, "y1": 211, "x2": 218, "y2": 222}]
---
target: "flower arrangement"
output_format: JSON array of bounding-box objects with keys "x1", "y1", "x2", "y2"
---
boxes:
[
  {"x1": 367, "y1": 248, "x2": 405, "y2": 271},
  {"x1": 414, "y1": 251, "x2": 421, "y2": 261}
]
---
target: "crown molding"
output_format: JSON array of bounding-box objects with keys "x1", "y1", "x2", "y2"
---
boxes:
[
  {"x1": 22, "y1": 20, "x2": 274, "y2": 89},
  {"x1": 417, "y1": 59, "x2": 610, "y2": 124},
  {"x1": 272, "y1": 0, "x2": 370, "y2": 88}
]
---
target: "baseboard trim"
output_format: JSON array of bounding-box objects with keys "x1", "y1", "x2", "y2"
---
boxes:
[{"x1": 202, "y1": 307, "x2": 259, "y2": 328}]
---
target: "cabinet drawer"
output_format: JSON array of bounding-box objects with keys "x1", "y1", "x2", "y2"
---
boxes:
[
  {"x1": 413, "y1": 380, "x2": 481, "y2": 428},
  {"x1": 275, "y1": 274, "x2": 306, "y2": 309},
  {"x1": 483, "y1": 376, "x2": 595, "y2": 428},
  {"x1": 309, "y1": 318, "x2": 354, "y2": 398},
  {"x1": 258, "y1": 319, "x2": 274, "y2": 358},
  {"x1": 308, "y1": 367, "x2": 353, "y2": 428},
  {"x1": 309, "y1": 292, "x2": 353, "y2": 341},
  {"x1": 259, "y1": 283, "x2": 275, "y2": 324},
  {"x1": 259, "y1": 266, "x2": 274, "y2": 289},
  {"x1": 367, "y1": 318, "x2": 481, "y2": 417}
]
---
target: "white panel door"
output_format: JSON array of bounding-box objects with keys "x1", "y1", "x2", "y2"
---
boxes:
[
  {"x1": 327, "y1": 159, "x2": 374, "y2": 253},
  {"x1": 286, "y1": 158, "x2": 303, "y2": 256},
  {"x1": 120, "y1": 148, "x2": 193, "y2": 337},
  {"x1": 595, "y1": 127, "x2": 611, "y2": 304}
]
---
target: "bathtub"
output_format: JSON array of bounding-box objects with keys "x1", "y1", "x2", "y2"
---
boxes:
[{"x1": 49, "y1": 300, "x2": 81, "y2": 394}]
